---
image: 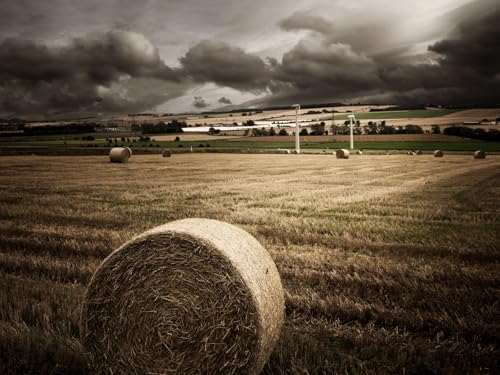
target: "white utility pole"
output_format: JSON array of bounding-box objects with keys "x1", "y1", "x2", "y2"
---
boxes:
[
  {"x1": 347, "y1": 114, "x2": 356, "y2": 150},
  {"x1": 292, "y1": 104, "x2": 300, "y2": 154}
]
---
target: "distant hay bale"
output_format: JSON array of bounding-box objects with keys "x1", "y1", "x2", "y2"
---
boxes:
[
  {"x1": 109, "y1": 147, "x2": 131, "y2": 163},
  {"x1": 434, "y1": 150, "x2": 444, "y2": 157},
  {"x1": 277, "y1": 149, "x2": 290, "y2": 154},
  {"x1": 81, "y1": 218, "x2": 284, "y2": 375},
  {"x1": 357, "y1": 150, "x2": 363, "y2": 155},
  {"x1": 162, "y1": 149, "x2": 172, "y2": 157},
  {"x1": 336, "y1": 149, "x2": 350, "y2": 159},
  {"x1": 474, "y1": 150, "x2": 486, "y2": 159},
  {"x1": 415, "y1": 150, "x2": 422, "y2": 155}
]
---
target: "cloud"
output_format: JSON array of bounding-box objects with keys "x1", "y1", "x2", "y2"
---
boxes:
[
  {"x1": 252, "y1": 1, "x2": 500, "y2": 107},
  {"x1": 0, "y1": 29, "x2": 186, "y2": 118},
  {"x1": 193, "y1": 96, "x2": 209, "y2": 108},
  {"x1": 180, "y1": 40, "x2": 272, "y2": 93},
  {"x1": 279, "y1": 11, "x2": 335, "y2": 36},
  {"x1": 373, "y1": 2, "x2": 500, "y2": 105},
  {"x1": 218, "y1": 96, "x2": 232, "y2": 104}
]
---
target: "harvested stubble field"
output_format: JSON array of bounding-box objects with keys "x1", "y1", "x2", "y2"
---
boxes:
[{"x1": 0, "y1": 153, "x2": 499, "y2": 374}]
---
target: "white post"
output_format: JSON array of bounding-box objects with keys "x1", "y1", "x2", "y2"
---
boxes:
[
  {"x1": 293, "y1": 104, "x2": 300, "y2": 154},
  {"x1": 348, "y1": 114, "x2": 355, "y2": 150}
]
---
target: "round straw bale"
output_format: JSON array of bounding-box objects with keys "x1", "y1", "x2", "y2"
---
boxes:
[
  {"x1": 336, "y1": 149, "x2": 350, "y2": 159},
  {"x1": 434, "y1": 150, "x2": 444, "y2": 157},
  {"x1": 81, "y1": 218, "x2": 284, "y2": 375},
  {"x1": 415, "y1": 150, "x2": 422, "y2": 155},
  {"x1": 162, "y1": 149, "x2": 172, "y2": 157},
  {"x1": 474, "y1": 150, "x2": 486, "y2": 159},
  {"x1": 276, "y1": 149, "x2": 290, "y2": 154},
  {"x1": 124, "y1": 147, "x2": 132, "y2": 157},
  {"x1": 109, "y1": 147, "x2": 130, "y2": 163},
  {"x1": 357, "y1": 150, "x2": 363, "y2": 155}
]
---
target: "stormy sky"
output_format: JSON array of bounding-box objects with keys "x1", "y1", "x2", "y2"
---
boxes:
[{"x1": 0, "y1": 0, "x2": 498, "y2": 118}]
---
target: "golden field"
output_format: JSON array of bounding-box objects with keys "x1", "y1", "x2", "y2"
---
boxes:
[{"x1": 0, "y1": 153, "x2": 499, "y2": 374}]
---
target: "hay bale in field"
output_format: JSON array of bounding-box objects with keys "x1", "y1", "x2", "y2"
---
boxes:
[
  {"x1": 474, "y1": 150, "x2": 486, "y2": 159},
  {"x1": 415, "y1": 150, "x2": 422, "y2": 155},
  {"x1": 336, "y1": 149, "x2": 350, "y2": 159},
  {"x1": 81, "y1": 218, "x2": 284, "y2": 375},
  {"x1": 434, "y1": 150, "x2": 444, "y2": 157},
  {"x1": 357, "y1": 150, "x2": 363, "y2": 155},
  {"x1": 109, "y1": 147, "x2": 130, "y2": 163},
  {"x1": 277, "y1": 149, "x2": 290, "y2": 154},
  {"x1": 162, "y1": 149, "x2": 172, "y2": 157},
  {"x1": 124, "y1": 147, "x2": 132, "y2": 157}
]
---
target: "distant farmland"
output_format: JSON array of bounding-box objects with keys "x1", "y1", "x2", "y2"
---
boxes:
[
  {"x1": 2, "y1": 134, "x2": 499, "y2": 154},
  {"x1": 321, "y1": 108, "x2": 460, "y2": 121},
  {"x1": 0, "y1": 154, "x2": 498, "y2": 374}
]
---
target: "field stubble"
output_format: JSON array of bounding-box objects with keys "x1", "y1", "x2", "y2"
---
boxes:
[{"x1": 0, "y1": 154, "x2": 498, "y2": 374}]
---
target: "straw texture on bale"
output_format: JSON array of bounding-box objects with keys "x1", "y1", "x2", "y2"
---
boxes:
[
  {"x1": 357, "y1": 150, "x2": 363, "y2": 155},
  {"x1": 434, "y1": 150, "x2": 444, "y2": 157},
  {"x1": 109, "y1": 147, "x2": 131, "y2": 163},
  {"x1": 336, "y1": 149, "x2": 350, "y2": 159},
  {"x1": 162, "y1": 149, "x2": 172, "y2": 157},
  {"x1": 81, "y1": 218, "x2": 284, "y2": 375},
  {"x1": 474, "y1": 150, "x2": 486, "y2": 159}
]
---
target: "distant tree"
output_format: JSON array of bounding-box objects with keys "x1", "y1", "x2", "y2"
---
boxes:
[
  {"x1": 310, "y1": 123, "x2": 325, "y2": 135},
  {"x1": 278, "y1": 129, "x2": 288, "y2": 136},
  {"x1": 269, "y1": 127, "x2": 276, "y2": 136},
  {"x1": 431, "y1": 125, "x2": 441, "y2": 134},
  {"x1": 175, "y1": 136, "x2": 181, "y2": 141},
  {"x1": 405, "y1": 125, "x2": 424, "y2": 134},
  {"x1": 299, "y1": 128, "x2": 308, "y2": 136}
]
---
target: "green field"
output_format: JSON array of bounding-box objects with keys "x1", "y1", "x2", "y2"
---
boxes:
[
  {"x1": 322, "y1": 109, "x2": 460, "y2": 121},
  {"x1": 2, "y1": 138, "x2": 500, "y2": 152}
]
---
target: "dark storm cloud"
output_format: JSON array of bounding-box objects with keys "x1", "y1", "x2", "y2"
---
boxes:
[
  {"x1": 268, "y1": 38, "x2": 381, "y2": 104},
  {"x1": 1, "y1": 0, "x2": 499, "y2": 116},
  {"x1": 193, "y1": 96, "x2": 209, "y2": 109},
  {"x1": 374, "y1": 2, "x2": 500, "y2": 105},
  {"x1": 179, "y1": 40, "x2": 272, "y2": 93},
  {"x1": 0, "y1": 30, "x2": 186, "y2": 118},
  {"x1": 0, "y1": 30, "x2": 180, "y2": 84},
  {"x1": 218, "y1": 97, "x2": 232, "y2": 104},
  {"x1": 250, "y1": 0, "x2": 500, "y2": 107}
]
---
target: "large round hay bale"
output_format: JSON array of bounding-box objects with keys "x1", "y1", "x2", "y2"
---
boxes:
[
  {"x1": 336, "y1": 149, "x2": 350, "y2": 159},
  {"x1": 124, "y1": 147, "x2": 132, "y2": 157},
  {"x1": 109, "y1": 147, "x2": 130, "y2": 163},
  {"x1": 474, "y1": 150, "x2": 486, "y2": 159},
  {"x1": 162, "y1": 149, "x2": 172, "y2": 157},
  {"x1": 434, "y1": 150, "x2": 444, "y2": 157},
  {"x1": 81, "y1": 218, "x2": 284, "y2": 375}
]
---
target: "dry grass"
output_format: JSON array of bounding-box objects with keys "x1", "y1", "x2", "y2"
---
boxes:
[{"x1": 0, "y1": 154, "x2": 499, "y2": 374}]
